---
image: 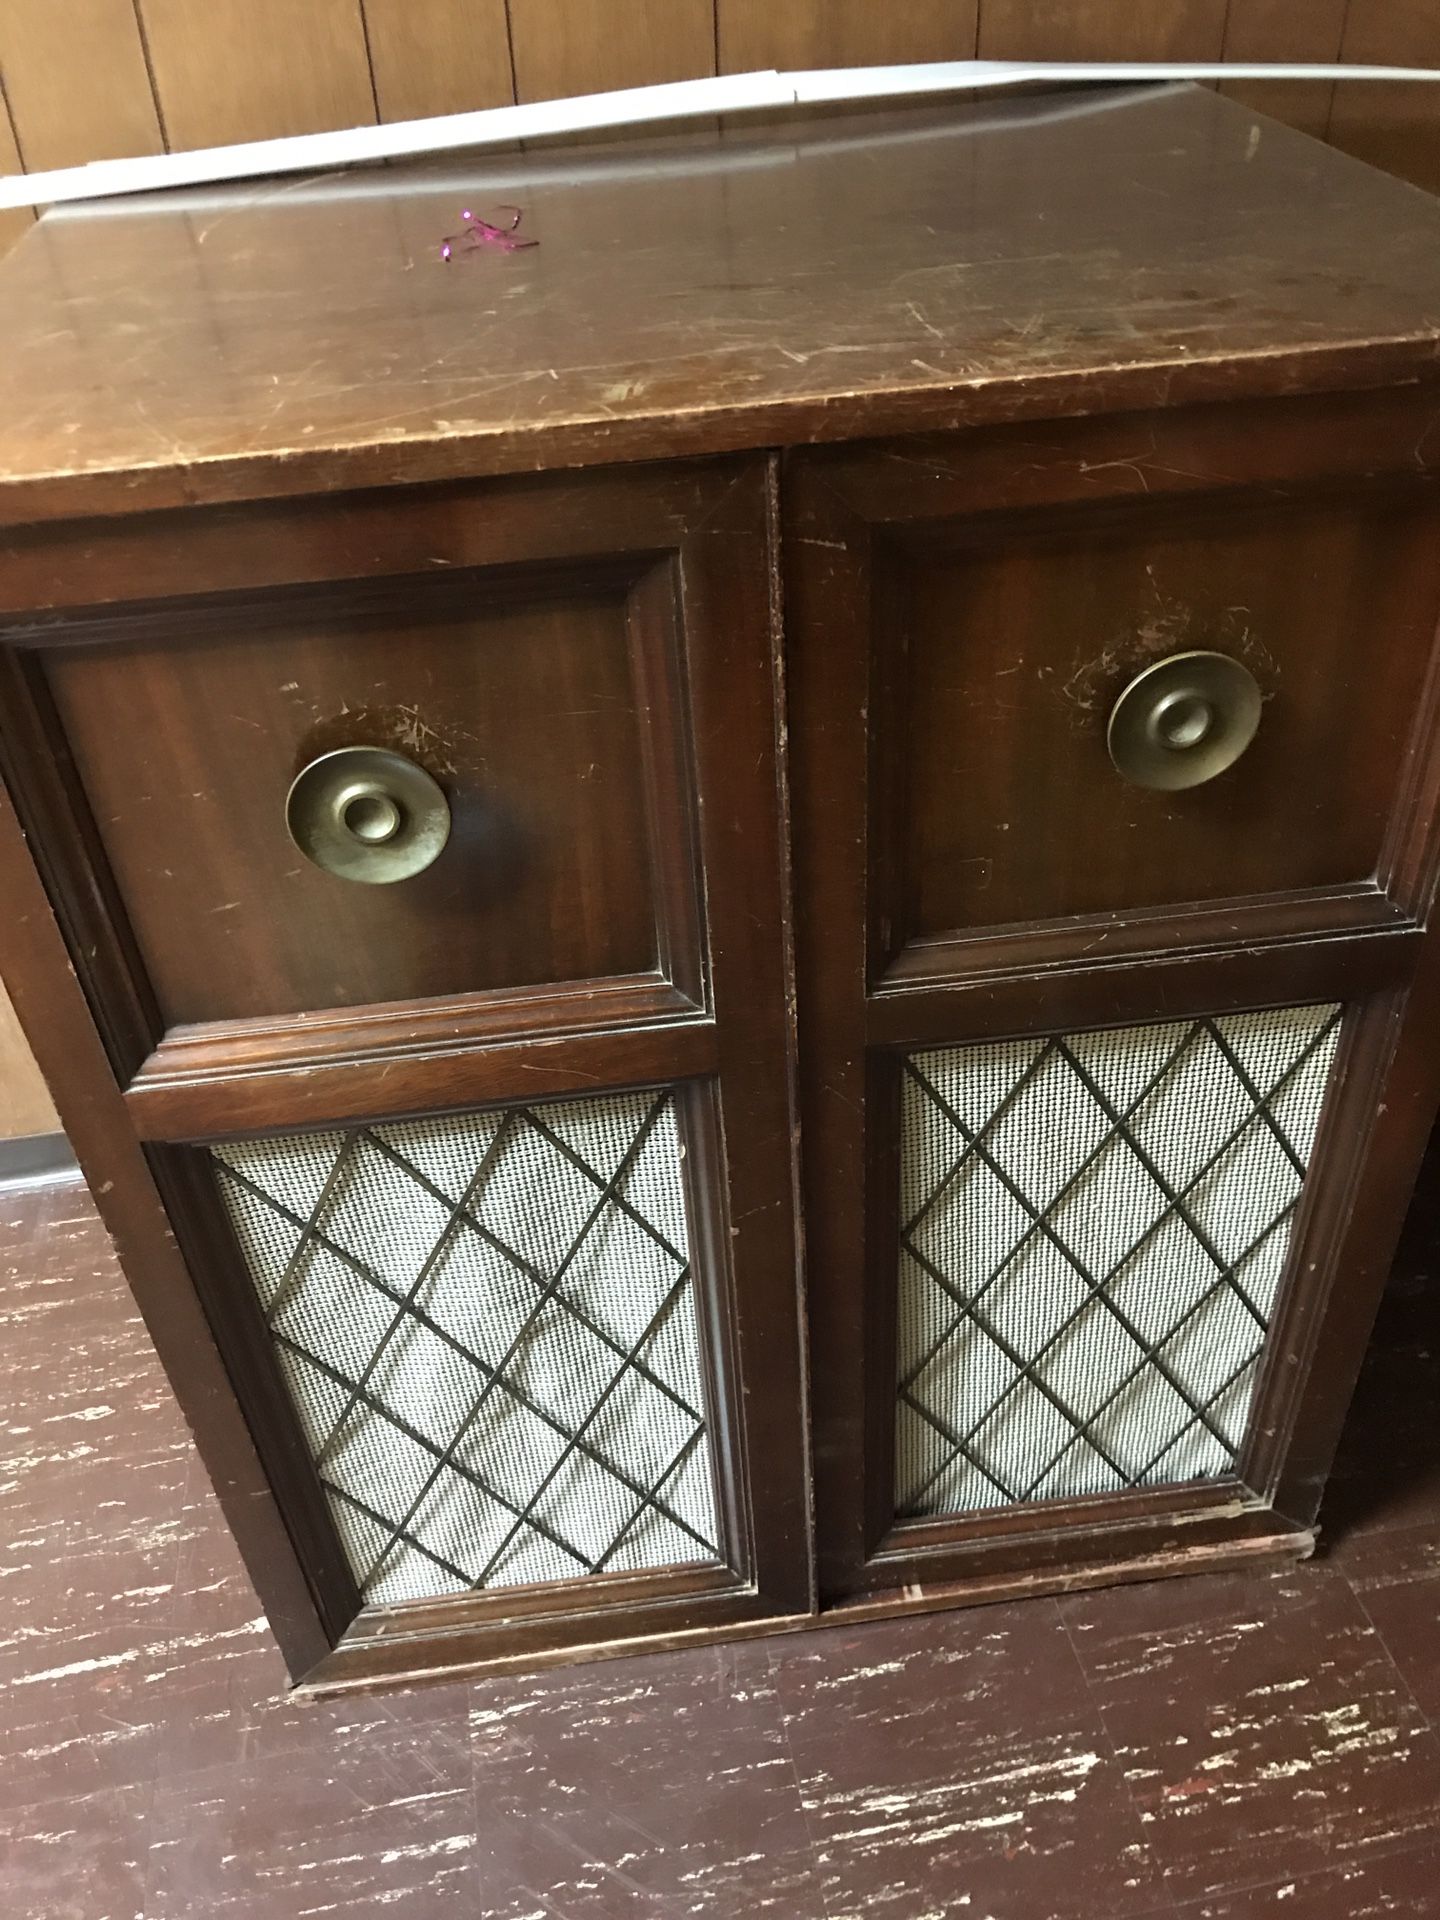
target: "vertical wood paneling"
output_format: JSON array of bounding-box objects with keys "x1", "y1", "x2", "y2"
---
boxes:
[
  {"x1": 0, "y1": 0, "x2": 164, "y2": 169},
  {"x1": 977, "y1": 0, "x2": 1228, "y2": 61},
  {"x1": 0, "y1": 1, "x2": 1436, "y2": 184},
  {"x1": 507, "y1": 0, "x2": 714, "y2": 103},
  {"x1": 0, "y1": 983, "x2": 58, "y2": 1139},
  {"x1": 137, "y1": 0, "x2": 377, "y2": 150},
  {"x1": 1330, "y1": 0, "x2": 1440, "y2": 193},
  {"x1": 717, "y1": 0, "x2": 977, "y2": 73},
  {"x1": 362, "y1": 0, "x2": 513, "y2": 121},
  {"x1": 1221, "y1": 0, "x2": 1348, "y2": 139},
  {"x1": 0, "y1": 80, "x2": 32, "y2": 259}
]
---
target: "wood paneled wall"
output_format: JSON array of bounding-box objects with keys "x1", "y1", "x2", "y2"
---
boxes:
[
  {"x1": 0, "y1": 984, "x2": 58, "y2": 1140},
  {"x1": 1, "y1": 0, "x2": 1439, "y2": 201},
  {"x1": 0, "y1": 0, "x2": 1438, "y2": 1141}
]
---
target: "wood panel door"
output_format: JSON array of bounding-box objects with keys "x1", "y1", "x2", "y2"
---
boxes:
[
  {"x1": 0, "y1": 455, "x2": 811, "y2": 1685},
  {"x1": 787, "y1": 387, "x2": 1440, "y2": 1609}
]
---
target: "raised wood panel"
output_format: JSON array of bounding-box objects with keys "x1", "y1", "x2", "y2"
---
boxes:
[
  {"x1": 1221, "y1": 0, "x2": 1348, "y2": 138},
  {"x1": 362, "y1": 0, "x2": 514, "y2": 121},
  {"x1": 977, "y1": 0, "x2": 1228, "y2": 61},
  {"x1": 0, "y1": 980, "x2": 58, "y2": 1139},
  {"x1": 507, "y1": 0, "x2": 714, "y2": 103},
  {"x1": 717, "y1": 0, "x2": 977, "y2": 72},
  {"x1": 1331, "y1": 0, "x2": 1440, "y2": 194},
  {"x1": 35, "y1": 570, "x2": 697, "y2": 1027},
  {"x1": 888, "y1": 487, "x2": 1440, "y2": 948},
  {"x1": 137, "y1": 0, "x2": 377, "y2": 149},
  {"x1": 0, "y1": 0, "x2": 164, "y2": 169}
]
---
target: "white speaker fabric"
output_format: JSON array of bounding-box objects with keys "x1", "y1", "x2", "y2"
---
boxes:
[
  {"x1": 214, "y1": 1088, "x2": 718, "y2": 1607},
  {"x1": 896, "y1": 1006, "x2": 1342, "y2": 1516}
]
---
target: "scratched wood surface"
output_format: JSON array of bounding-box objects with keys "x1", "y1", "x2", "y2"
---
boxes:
[
  {"x1": 8, "y1": 86, "x2": 1440, "y2": 529},
  {"x1": 1, "y1": 1, "x2": 1439, "y2": 1134},
  {"x1": 0, "y1": 1146, "x2": 1437, "y2": 1912}
]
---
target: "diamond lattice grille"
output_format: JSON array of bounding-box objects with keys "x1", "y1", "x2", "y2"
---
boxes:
[
  {"x1": 896, "y1": 1005, "x2": 1342, "y2": 1518},
  {"x1": 213, "y1": 1088, "x2": 719, "y2": 1607}
]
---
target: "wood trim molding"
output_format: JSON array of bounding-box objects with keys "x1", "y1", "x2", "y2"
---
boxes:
[
  {"x1": 864, "y1": 924, "x2": 1420, "y2": 1050},
  {"x1": 126, "y1": 1016, "x2": 722, "y2": 1142},
  {"x1": 877, "y1": 888, "x2": 1412, "y2": 993}
]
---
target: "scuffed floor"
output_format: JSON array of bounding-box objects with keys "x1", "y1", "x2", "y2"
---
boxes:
[{"x1": 1, "y1": 1163, "x2": 1439, "y2": 1918}]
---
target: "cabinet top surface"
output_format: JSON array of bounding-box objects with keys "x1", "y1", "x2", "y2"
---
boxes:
[{"x1": 4, "y1": 83, "x2": 1440, "y2": 524}]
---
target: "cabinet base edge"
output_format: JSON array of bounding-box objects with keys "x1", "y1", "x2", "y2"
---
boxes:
[{"x1": 291, "y1": 1525, "x2": 1313, "y2": 1698}]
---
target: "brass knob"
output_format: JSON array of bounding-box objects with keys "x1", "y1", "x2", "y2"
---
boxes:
[
  {"x1": 285, "y1": 746, "x2": 451, "y2": 884},
  {"x1": 1106, "y1": 650, "x2": 1262, "y2": 792}
]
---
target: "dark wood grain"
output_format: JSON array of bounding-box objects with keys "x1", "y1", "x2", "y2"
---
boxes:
[
  {"x1": 44, "y1": 590, "x2": 663, "y2": 1021},
  {"x1": 128, "y1": 973, "x2": 698, "y2": 1114},
  {"x1": 127, "y1": 1012, "x2": 719, "y2": 1141},
  {"x1": 38, "y1": 576, "x2": 681, "y2": 1025},
  {"x1": 978, "y1": 0, "x2": 1228, "y2": 59},
  {"x1": 0, "y1": 462, "x2": 719, "y2": 617},
  {"x1": 866, "y1": 921, "x2": 1418, "y2": 1051},
  {"x1": 716, "y1": 0, "x2": 978, "y2": 71},
  {"x1": 878, "y1": 889, "x2": 1413, "y2": 1002},
  {"x1": 1264, "y1": 930, "x2": 1440, "y2": 1530},
  {"x1": 796, "y1": 384, "x2": 1440, "y2": 968},
  {"x1": 1331, "y1": 0, "x2": 1440, "y2": 195},
  {"x1": 7, "y1": 89, "x2": 1440, "y2": 523},
  {"x1": 786, "y1": 375, "x2": 1440, "y2": 1610},
  {"x1": 296, "y1": 461, "x2": 812, "y2": 1686},
  {"x1": 893, "y1": 489, "x2": 1440, "y2": 940},
  {"x1": 0, "y1": 464, "x2": 724, "y2": 1074},
  {"x1": 6, "y1": 85, "x2": 1440, "y2": 1688},
  {"x1": 1221, "y1": 0, "x2": 1348, "y2": 139},
  {"x1": 15, "y1": 451, "x2": 812, "y2": 1682}
]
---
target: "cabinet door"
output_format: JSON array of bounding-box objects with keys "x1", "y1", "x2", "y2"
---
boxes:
[
  {"x1": 0, "y1": 456, "x2": 810, "y2": 1684},
  {"x1": 787, "y1": 389, "x2": 1440, "y2": 1608}
]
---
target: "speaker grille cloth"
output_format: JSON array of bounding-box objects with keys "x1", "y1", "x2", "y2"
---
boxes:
[
  {"x1": 213, "y1": 1088, "x2": 719, "y2": 1607},
  {"x1": 897, "y1": 1005, "x2": 1342, "y2": 1517}
]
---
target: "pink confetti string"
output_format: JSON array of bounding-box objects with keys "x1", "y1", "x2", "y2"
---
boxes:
[{"x1": 440, "y1": 204, "x2": 538, "y2": 262}]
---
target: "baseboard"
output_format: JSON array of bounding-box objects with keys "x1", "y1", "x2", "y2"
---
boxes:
[{"x1": 0, "y1": 1132, "x2": 81, "y2": 1190}]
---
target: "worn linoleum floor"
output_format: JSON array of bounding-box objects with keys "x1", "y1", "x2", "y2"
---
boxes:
[{"x1": 3, "y1": 1163, "x2": 1440, "y2": 1919}]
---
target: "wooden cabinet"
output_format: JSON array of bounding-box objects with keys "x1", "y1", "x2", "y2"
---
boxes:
[
  {"x1": 0, "y1": 459, "x2": 812, "y2": 1681},
  {"x1": 787, "y1": 393, "x2": 1440, "y2": 1608},
  {"x1": 5, "y1": 85, "x2": 1440, "y2": 1689}
]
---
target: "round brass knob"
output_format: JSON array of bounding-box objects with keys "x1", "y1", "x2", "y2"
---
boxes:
[
  {"x1": 1106, "y1": 650, "x2": 1262, "y2": 792},
  {"x1": 285, "y1": 746, "x2": 451, "y2": 884}
]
